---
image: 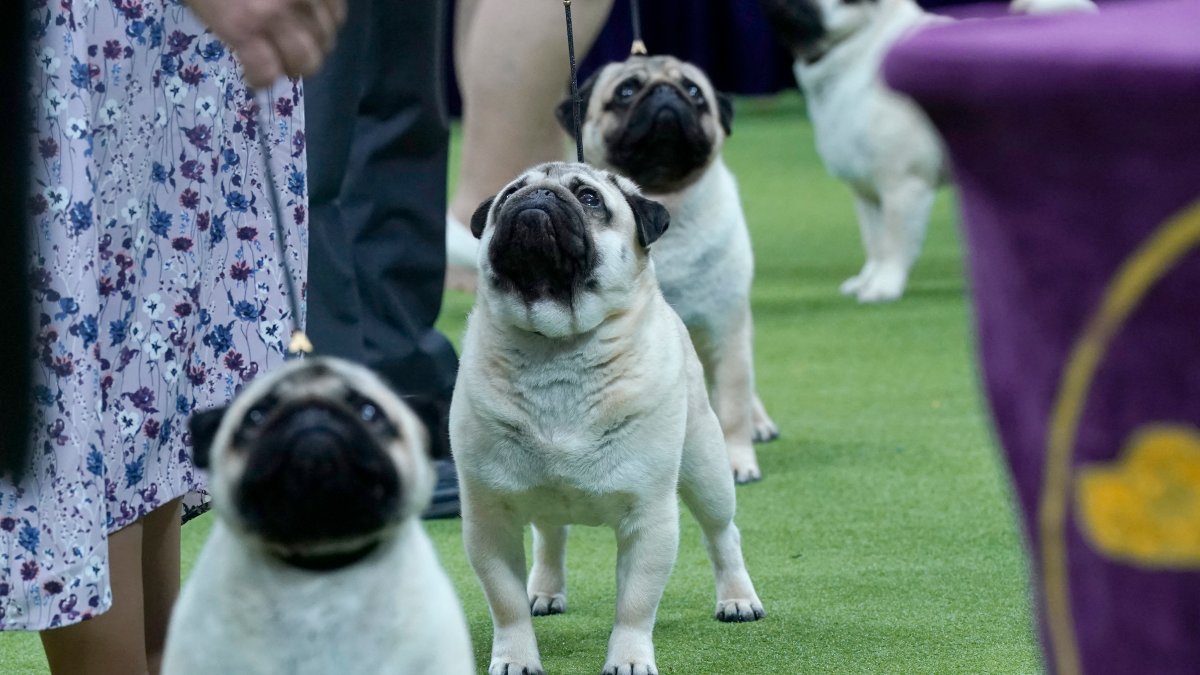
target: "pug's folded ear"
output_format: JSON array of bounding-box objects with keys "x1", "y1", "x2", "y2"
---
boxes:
[
  {"x1": 470, "y1": 196, "x2": 496, "y2": 239},
  {"x1": 555, "y1": 70, "x2": 600, "y2": 134},
  {"x1": 716, "y1": 92, "x2": 735, "y2": 137},
  {"x1": 626, "y1": 194, "x2": 671, "y2": 248},
  {"x1": 188, "y1": 406, "x2": 228, "y2": 469}
]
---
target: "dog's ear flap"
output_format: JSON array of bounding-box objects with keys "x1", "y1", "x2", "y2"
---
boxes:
[
  {"x1": 716, "y1": 92, "x2": 735, "y2": 137},
  {"x1": 187, "y1": 406, "x2": 227, "y2": 469},
  {"x1": 469, "y1": 196, "x2": 495, "y2": 240},
  {"x1": 627, "y1": 194, "x2": 671, "y2": 248},
  {"x1": 555, "y1": 70, "x2": 600, "y2": 134}
]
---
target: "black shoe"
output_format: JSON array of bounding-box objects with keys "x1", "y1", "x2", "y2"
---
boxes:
[{"x1": 422, "y1": 458, "x2": 460, "y2": 519}]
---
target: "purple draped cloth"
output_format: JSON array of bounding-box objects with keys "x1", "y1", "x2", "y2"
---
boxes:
[{"x1": 884, "y1": 1, "x2": 1200, "y2": 673}]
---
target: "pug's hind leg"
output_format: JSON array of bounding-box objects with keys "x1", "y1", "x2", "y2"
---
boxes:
[
  {"x1": 528, "y1": 523, "x2": 568, "y2": 616},
  {"x1": 604, "y1": 501, "x2": 679, "y2": 675},
  {"x1": 856, "y1": 179, "x2": 934, "y2": 304},
  {"x1": 463, "y1": 496, "x2": 545, "y2": 675},
  {"x1": 702, "y1": 311, "x2": 762, "y2": 483},
  {"x1": 751, "y1": 394, "x2": 779, "y2": 444},
  {"x1": 841, "y1": 194, "x2": 883, "y2": 296},
  {"x1": 680, "y1": 419, "x2": 765, "y2": 623}
]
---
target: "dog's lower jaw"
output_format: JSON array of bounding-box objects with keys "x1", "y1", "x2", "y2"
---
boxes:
[
  {"x1": 272, "y1": 538, "x2": 382, "y2": 572},
  {"x1": 262, "y1": 530, "x2": 391, "y2": 572},
  {"x1": 483, "y1": 292, "x2": 602, "y2": 341}
]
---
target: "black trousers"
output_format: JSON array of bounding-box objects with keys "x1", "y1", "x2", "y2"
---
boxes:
[
  {"x1": 304, "y1": 0, "x2": 458, "y2": 459},
  {"x1": 1, "y1": 0, "x2": 32, "y2": 478}
]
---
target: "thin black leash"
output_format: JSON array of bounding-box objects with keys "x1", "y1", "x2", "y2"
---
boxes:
[
  {"x1": 563, "y1": 0, "x2": 584, "y2": 163},
  {"x1": 561, "y1": 0, "x2": 651, "y2": 247},
  {"x1": 255, "y1": 93, "x2": 313, "y2": 358}
]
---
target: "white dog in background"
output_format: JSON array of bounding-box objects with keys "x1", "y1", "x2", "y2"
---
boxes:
[{"x1": 761, "y1": 0, "x2": 1095, "y2": 303}]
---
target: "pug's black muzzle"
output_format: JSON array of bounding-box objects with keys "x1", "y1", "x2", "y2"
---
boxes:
[
  {"x1": 608, "y1": 83, "x2": 713, "y2": 192},
  {"x1": 235, "y1": 402, "x2": 401, "y2": 549},
  {"x1": 488, "y1": 188, "x2": 596, "y2": 303}
]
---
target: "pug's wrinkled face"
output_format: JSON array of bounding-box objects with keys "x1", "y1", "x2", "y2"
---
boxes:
[
  {"x1": 560, "y1": 56, "x2": 734, "y2": 194},
  {"x1": 469, "y1": 162, "x2": 670, "y2": 339},
  {"x1": 760, "y1": 0, "x2": 880, "y2": 62},
  {"x1": 188, "y1": 357, "x2": 433, "y2": 556}
]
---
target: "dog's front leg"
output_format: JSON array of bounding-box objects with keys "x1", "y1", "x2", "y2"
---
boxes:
[
  {"x1": 464, "y1": 495, "x2": 544, "y2": 675},
  {"x1": 841, "y1": 193, "x2": 883, "y2": 296},
  {"x1": 604, "y1": 500, "x2": 680, "y2": 675},
  {"x1": 678, "y1": 436, "x2": 765, "y2": 623}
]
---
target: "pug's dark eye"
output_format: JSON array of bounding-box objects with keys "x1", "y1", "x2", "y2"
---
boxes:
[
  {"x1": 615, "y1": 78, "x2": 640, "y2": 101},
  {"x1": 245, "y1": 407, "x2": 266, "y2": 427},
  {"x1": 576, "y1": 187, "x2": 602, "y2": 208},
  {"x1": 360, "y1": 402, "x2": 377, "y2": 422}
]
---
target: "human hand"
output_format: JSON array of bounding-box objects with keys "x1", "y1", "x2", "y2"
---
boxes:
[{"x1": 184, "y1": 0, "x2": 347, "y2": 89}]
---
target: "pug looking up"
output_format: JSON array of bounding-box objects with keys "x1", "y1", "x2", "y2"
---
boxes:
[
  {"x1": 452, "y1": 162, "x2": 765, "y2": 675},
  {"x1": 558, "y1": 55, "x2": 778, "y2": 484},
  {"x1": 162, "y1": 357, "x2": 474, "y2": 675}
]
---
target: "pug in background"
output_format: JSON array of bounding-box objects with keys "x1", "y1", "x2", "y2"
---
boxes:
[
  {"x1": 453, "y1": 163, "x2": 765, "y2": 675},
  {"x1": 162, "y1": 358, "x2": 474, "y2": 675},
  {"x1": 760, "y1": 0, "x2": 1096, "y2": 303},
  {"x1": 559, "y1": 55, "x2": 777, "y2": 484}
]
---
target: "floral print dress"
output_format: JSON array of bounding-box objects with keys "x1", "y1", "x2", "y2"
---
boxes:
[{"x1": 0, "y1": 0, "x2": 307, "y2": 630}]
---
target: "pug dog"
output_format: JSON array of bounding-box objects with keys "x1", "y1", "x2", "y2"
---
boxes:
[
  {"x1": 452, "y1": 162, "x2": 765, "y2": 675},
  {"x1": 162, "y1": 357, "x2": 474, "y2": 675},
  {"x1": 760, "y1": 0, "x2": 1095, "y2": 303},
  {"x1": 559, "y1": 55, "x2": 777, "y2": 484}
]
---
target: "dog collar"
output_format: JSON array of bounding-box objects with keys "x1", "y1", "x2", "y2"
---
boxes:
[{"x1": 275, "y1": 540, "x2": 382, "y2": 572}]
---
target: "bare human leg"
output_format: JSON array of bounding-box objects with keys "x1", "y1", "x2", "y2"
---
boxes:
[
  {"x1": 446, "y1": 0, "x2": 615, "y2": 283},
  {"x1": 141, "y1": 498, "x2": 182, "y2": 675},
  {"x1": 41, "y1": 519, "x2": 147, "y2": 675}
]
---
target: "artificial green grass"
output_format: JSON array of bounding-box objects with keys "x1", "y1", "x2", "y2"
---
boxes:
[{"x1": 0, "y1": 93, "x2": 1043, "y2": 673}]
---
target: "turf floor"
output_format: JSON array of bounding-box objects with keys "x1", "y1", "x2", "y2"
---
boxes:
[{"x1": 0, "y1": 93, "x2": 1044, "y2": 673}]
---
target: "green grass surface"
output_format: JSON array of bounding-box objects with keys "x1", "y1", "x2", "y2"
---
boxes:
[{"x1": 0, "y1": 93, "x2": 1042, "y2": 673}]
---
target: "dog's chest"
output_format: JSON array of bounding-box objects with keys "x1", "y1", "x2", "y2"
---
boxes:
[
  {"x1": 500, "y1": 368, "x2": 646, "y2": 461},
  {"x1": 471, "y1": 349, "x2": 687, "y2": 497}
]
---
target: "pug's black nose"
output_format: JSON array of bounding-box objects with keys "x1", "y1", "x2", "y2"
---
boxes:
[
  {"x1": 650, "y1": 83, "x2": 683, "y2": 102},
  {"x1": 526, "y1": 188, "x2": 558, "y2": 204}
]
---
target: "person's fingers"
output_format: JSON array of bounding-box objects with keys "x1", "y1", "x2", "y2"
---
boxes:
[
  {"x1": 236, "y1": 36, "x2": 284, "y2": 89},
  {"x1": 266, "y1": 11, "x2": 325, "y2": 79},
  {"x1": 321, "y1": 0, "x2": 347, "y2": 26},
  {"x1": 293, "y1": 0, "x2": 338, "y2": 54}
]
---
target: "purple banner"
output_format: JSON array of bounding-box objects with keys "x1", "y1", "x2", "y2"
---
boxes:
[{"x1": 884, "y1": 1, "x2": 1200, "y2": 673}]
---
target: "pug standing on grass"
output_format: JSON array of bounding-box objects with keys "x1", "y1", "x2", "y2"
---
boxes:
[
  {"x1": 452, "y1": 163, "x2": 765, "y2": 675},
  {"x1": 559, "y1": 56, "x2": 778, "y2": 484},
  {"x1": 162, "y1": 358, "x2": 474, "y2": 675},
  {"x1": 760, "y1": 0, "x2": 1096, "y2": 303}
]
